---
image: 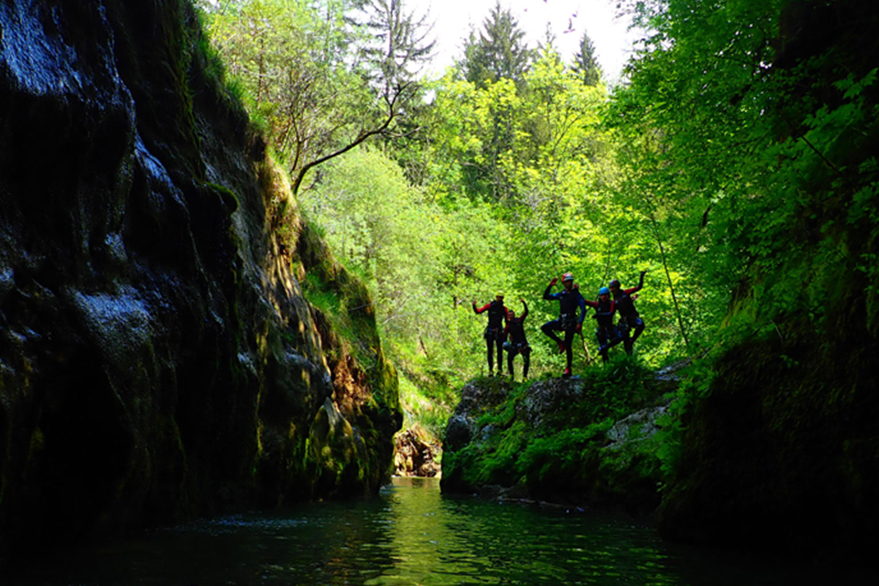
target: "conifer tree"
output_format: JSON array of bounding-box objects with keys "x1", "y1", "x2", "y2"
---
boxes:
[
  {"x1": 458, "y1": 1, "x2": 533, "y2": 90},
  {"x1": 572, "y1": 30, "x2": 602, "y2": 86},
  {"x1": 352, "y1": 0, "x2": 436, "y2": 90}
]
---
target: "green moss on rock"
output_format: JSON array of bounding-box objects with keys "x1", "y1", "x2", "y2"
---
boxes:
[
  {"x1": 657, "y1": 320, "x2": 879, "y2": 559},
  {"x1": 442, "y1": 360, "x2": 675, "y2": 514},
  {"x1": 0, "y1": 0, "x2": 400, "y2": 556}
]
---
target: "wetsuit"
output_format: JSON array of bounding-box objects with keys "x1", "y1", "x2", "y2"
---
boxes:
[
  {"x1": 584, "y1": 297, "x2": 623, "y2": 361},
  {"x1": 541, "y1": 283, "x2": 586, "y2": 373},
  {"x1": 473, "y1": 299, "x2": 507, "y2": 374},
  {"x1": 613, "y1": 273, "x2": 645, "y2": 354},
  {"x1": 504, "y1": 302, "x2": 530, "y2": 380}
]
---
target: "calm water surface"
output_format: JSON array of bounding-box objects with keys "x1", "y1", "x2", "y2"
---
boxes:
[{"x1": 3, "y1": 477, "x2": 867, "y2": 585}]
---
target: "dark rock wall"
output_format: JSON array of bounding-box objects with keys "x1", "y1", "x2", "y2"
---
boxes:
[
  {"x1": 657, "y1": 0, "x2": 879, "y2": 560},
  {"x1": 657, "y1": 330, "x2": 879, "y2": 558},
  {"x1": 0, "y1": 0, "x2": 400, "y2": 553}
]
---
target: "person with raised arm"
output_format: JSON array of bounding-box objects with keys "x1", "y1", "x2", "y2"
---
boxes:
[
  {"x1": 541, "y1": 273, "x2": 586, "y2": 378},
  {"x1": 584, "y1": 286, "x2": 623, "y2": 362},
  {"x1": 608, "y1": 270, "x2": 647, "y2": 354},
  {"x1": 504, "y1": 298, "x2": 531, "y2": 381}
]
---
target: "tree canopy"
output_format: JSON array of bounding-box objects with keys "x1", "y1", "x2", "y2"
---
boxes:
[
  {"x1": 457, "y1": 1, "x2": 534, "y2": 90},
  {"x1": 200, "y1": 0, "x2": 879, "y2": 438}
]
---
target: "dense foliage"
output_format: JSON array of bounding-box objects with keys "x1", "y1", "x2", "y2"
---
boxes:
[
  {"x1": 610, "y1": 0, "x2": 879, "y2": 556},
  {"x1": 195, "y1": 0, "x2": 728, "y2": 436},
  {"x1": 201, "y1": 1, "x2": 878, "y2": 541}
]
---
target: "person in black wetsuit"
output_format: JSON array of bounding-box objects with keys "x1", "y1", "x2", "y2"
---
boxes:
[
  {"x1": 541, "y1": 273, "x2": 586, "y2": 378},
  {"x1": 584, "y1": 286, "x2": 623, "y2": 362},
  {"x1": 608, "y1": 271, "x2": 647, "y2": 354},
  {"x1": 504, "y1": 298, "x2": 530, "y2": 381},
  {"x1": 473, "y1": 293, "x2": 508, "y2": 375}
]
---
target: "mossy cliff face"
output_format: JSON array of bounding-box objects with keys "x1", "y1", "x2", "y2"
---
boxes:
[
  {"x1": 0, "y1": 0, "x2": 400, "y2": 553},
  {"x1": 657, "y1": 329, "x2": 879, "y2": 558},
  {"x1": 656, "y1": 0, "x2": 879, "y2": 560},
  {"x1": 441, "y1": 364, "x2": 677, "y2": 514}
]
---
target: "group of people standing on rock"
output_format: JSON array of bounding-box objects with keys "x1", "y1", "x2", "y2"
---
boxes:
[{"x1": 472, "y1": 270, "x2": 647, "y2": 379}]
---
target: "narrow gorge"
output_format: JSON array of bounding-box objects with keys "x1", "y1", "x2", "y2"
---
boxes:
[{"x1": 0, "y1": 0, "x2": 400, "y2": 556}]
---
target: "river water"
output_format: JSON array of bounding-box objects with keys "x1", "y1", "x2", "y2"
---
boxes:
[{"x1": 2, "y1": 477, "x2": 866, "y2": 585}]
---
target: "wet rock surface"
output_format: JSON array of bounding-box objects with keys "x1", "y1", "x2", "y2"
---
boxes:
[
  {"x1": 440, "y1": 371, "x2": 672, "y2": 514},
  {"x1": 0, "y1": 0, "x2": 399, "y2": 554},
  {"x1": 393, "y1": 425, "x2": 441, "y2": 478}
]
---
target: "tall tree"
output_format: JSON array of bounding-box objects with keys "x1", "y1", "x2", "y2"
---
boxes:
[
  {"x1": 458, "y1": 1, "x2": 533, "y2": 90},
  {"x1": 572, "y1": 30, "x2": 602, "y2": 86},
  {"x1": 203, "y1": 0, "x2": 421, "y2": 195},
  {"x1": 351, "y1": 0, "x2": 436, "y2": 90}
]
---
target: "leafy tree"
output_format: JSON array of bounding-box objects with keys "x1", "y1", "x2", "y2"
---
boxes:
[
  {"x1": 425, "y1": 74, "x2": 523, "y2": 203},
  {"x1": 203, "y1": 0, "x2": 422, "y2": 195},
  {"x1": 350, "y1": 0, "x2": 436, "y2": 90},
  {"x1": 299, "y1": 145, "x2": 515, "y2": 412},
  {"x1": 421, "y1": 43, "x2": 687, "y2": 368},
  {"x1": 608, "y1": 0, "x2": 879, "y2": 356}
]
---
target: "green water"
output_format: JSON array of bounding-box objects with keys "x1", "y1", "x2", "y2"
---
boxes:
[{"x1": 2, "y1": 477, "x2": 865, "y2": 585}]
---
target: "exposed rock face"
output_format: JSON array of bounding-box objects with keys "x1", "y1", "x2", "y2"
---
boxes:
[
  {"x1": 0, "y1": 0, "x2": 400, "y2": 554},
  {"x1": 441, "y1": 373, "x2": 669, "y2": 513},
  {"x1": 393, "y1": 425, "x2": 441, "y2": 478}
]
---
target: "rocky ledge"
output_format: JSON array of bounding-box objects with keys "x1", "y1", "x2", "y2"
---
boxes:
[{"x1": 440, "y1": 361, "x2": 679, "y2": 515}]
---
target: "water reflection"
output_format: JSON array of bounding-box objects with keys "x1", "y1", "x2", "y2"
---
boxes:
[
  {"x1": 1, "y1": 477, "x2": 868, "y2": 585},
  {"x1": 375, "y1": 478, "x2": 678, "y2": 586}
]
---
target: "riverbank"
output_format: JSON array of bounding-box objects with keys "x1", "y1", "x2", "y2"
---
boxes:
[{"x1": 442, "y1": 343, "x2": 879, "y2": 564}]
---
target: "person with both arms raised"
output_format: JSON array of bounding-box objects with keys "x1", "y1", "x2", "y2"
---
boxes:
[
  {"x1": 472, "y1": 293, "x2": 508, "y2": 376},
  {"x1": 608, "y1": 270, "x2": 647, "y2": 354},
  {"x1": 541, "y1": 273, "x2": 586, "y2": 378},
  {"x1": 504, "y1": 298, "x2": 530, "y2": 381}
]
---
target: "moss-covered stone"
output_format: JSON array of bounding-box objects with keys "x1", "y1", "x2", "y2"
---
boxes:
[
  {"x1": 0, "y1": 0, "x2": 400, "y2": 556},
  {"x1": 441, "y1": 361, "x2": 675, "y2": 515},
  {"x1": 657, "y1": 321, "x2": 879, "y2": 560}
]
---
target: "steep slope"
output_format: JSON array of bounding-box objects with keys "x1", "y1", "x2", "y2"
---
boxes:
[
  {"x1": 0, "y1": 0, "x2": 400, "y2": 554},
  {"x1": 653, "y1": 0, "x2": 879, "y2": 560}
]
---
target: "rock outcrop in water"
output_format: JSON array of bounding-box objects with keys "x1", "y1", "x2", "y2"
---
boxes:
[
  {"x1": 0, "y1": 0, "x2": 400, "y2": 554},
  {"x1": 441, "y1": 364, "x2": 675, "y2": 514},
  {"x1": 393, "y1": 424, "x2": 441, "y2": 478}
]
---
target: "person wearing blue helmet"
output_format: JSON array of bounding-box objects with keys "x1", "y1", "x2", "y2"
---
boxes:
[
  {"x1": 584, "y1": 286, "x2": 623, "y2": 362},
  {"x1": 541, "y1": 272, "x2": 586, "y2": 378},
  {"x1": 609, "y1": 270, "x2": 647, "y2": 354}
]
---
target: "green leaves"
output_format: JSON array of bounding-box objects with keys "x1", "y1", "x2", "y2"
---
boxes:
[
  {"x1": 610, "y1": 0, "x2": 879, "y2": 357},
  {"x1": 458, "y1": 1, "x2": 534, "y2": 90}
]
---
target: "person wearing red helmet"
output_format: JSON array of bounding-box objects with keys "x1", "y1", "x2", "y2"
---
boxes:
[
  {"x1": 473, "y1": 293, "x2": 508, "y2": 376},
  {"x1": 504, "y1": 298, "x2": 530, "y2": 381},
  {"x1": 608, "y1": 270, "x2": 646, "y2": 354},
  {"x1": 541, "y1": 272, "x2": 586, "y2": 378}
]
